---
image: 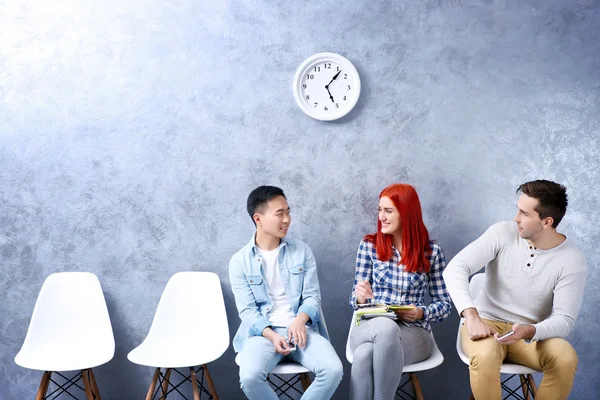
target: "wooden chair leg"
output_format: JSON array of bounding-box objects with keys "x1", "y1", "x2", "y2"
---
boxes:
[
  {"x1": 82, "y1": 369, "x2": 95, "y2": 400},
  {"x1": 299, "y1": 372, "x2": 312, "y2": 391},
  {"x1": 36, "y1": 371, "x2": 52, "y2": 400},
  {"x1": 519, "y1": 375, "x2": 530, "y2": 400},
  {"x1": 190, "y1": 367, "x2": 201, "y2": 400},
  {"x1": 89, "y1": 369, "x2": 102, "y2": 400},
  {"x1": 160, "y1": 368, "x2": 172, "y2": 399},
  {"x1": 202, "y1": 364, "x2": 219, "y2": 400},
  {"x1": 527, "y1": 374, "x2": 537, "y2": 397},
  {"x1": 298, "y1": 373, "x2": 307, "y2": 390},
  {"x1": 42, "y1": 371, "x2": 52, "y2": 398},
  {"x1": 146, "y1": 368, "x2": 161, "y2": 400},
  {"x1": 409, "y1": 373, "x2": 424, "y2": 400}
]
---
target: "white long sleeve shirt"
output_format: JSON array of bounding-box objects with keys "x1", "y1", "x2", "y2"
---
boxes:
[{"x1": 443, "y1": 221, "x2": 587, "y2": 341}]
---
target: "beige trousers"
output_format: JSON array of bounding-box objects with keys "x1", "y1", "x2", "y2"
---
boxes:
[{"x1": 460, "y1": 318, "x2": 577, "y2": 400}]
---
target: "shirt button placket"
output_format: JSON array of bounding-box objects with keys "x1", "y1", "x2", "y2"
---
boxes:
[{"x1": 526, "y1": 249, "x2": 535, "y2": 269}]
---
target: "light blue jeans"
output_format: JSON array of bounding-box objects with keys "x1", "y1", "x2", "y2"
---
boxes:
[{"x1": 237, "y1": 327, "x2": 343, "y2": 400}]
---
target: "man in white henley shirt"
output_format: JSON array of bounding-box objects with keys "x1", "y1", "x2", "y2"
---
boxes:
[{"x1": 443, "y1": 180, "x2": 587, "y2": 400}]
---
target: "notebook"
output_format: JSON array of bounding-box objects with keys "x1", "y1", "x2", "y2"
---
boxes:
[{"x1": 355, "y1": 304, "x2": 416, "y2": 325}]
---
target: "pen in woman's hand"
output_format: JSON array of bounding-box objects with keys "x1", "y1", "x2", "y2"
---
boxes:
[{"x1": 356, "y1": 275, "x2": 374, "y2": 302}]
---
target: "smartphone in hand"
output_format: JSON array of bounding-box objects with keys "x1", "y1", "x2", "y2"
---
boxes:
[
  {"x1": 497, "y1": 330, "x2": 515, "y2": 341},
  {"x1": 286, "y1": 339, "x2": 297, "y2": 352}
]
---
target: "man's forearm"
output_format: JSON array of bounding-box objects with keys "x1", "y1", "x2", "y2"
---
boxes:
[
  {"x1": 296, "y1": 312, "x2": 310, "y2": 324},
  {"x1": 462, "y1": 307, "x2": 480, "y2": 319},
  {"x1": 262, "y1": 326, "x2": 276, "y2": 340}
]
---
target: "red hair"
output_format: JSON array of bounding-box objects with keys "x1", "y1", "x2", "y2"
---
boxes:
[{"x1": 364, "y1": 184, "x2": 432, "y2": 273}]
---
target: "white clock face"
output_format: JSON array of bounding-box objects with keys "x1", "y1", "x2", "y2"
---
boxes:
[{"x1": 293, "y1": 53, "x2": 360, "y2": 121}]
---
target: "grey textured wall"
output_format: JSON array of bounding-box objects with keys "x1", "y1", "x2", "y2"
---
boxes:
[{"x1": 1, "y1": 0, "x2": 599, "y2": 399}]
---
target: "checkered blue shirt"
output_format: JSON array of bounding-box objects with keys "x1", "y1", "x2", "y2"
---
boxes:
[{"x1": 349, "y1": 239, "x2": 452, "y2": 332}]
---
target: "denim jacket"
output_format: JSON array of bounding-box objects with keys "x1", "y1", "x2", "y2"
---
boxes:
[{"x1": 229, "y1": 234, "x2": 328, "y2": 352}]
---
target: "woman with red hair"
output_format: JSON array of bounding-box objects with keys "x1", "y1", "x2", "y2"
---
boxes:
[{"x1": 348, "y1": 183, "x2": 452, "y2": 400}]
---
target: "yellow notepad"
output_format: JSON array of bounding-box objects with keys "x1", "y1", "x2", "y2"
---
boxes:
[{"x1": 355, "y1": 304, "x2": 416, "y2": 325}]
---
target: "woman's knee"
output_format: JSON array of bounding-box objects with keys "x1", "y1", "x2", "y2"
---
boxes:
[
  {"x1": 370, "y1": 317, "x2": 402, "y2": 340},
  {"x1": 372, "y1": 316, "x2": 401, "y2": 330},
  {"x1": 353, "y1": 343, "x2": 374, "y2": 363}
]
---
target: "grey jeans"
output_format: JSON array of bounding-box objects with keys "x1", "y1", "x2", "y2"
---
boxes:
[{"x1": 349, "y1": 317, "x2": 432, "y2": 400}]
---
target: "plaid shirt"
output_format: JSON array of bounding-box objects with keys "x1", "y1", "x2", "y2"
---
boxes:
[{"x1": 349, "y1": 239, "x2": 452, "y2": 332}]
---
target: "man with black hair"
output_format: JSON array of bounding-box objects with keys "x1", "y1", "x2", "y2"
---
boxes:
[
  {"x1": 444, "y1": 180, "x2": 587, "y2": 400},
  {"x1": 229, "y1": 186, "x2": 342, "y2": 400}
]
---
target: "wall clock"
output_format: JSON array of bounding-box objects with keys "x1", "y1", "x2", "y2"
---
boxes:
[{"x1": 293, "y1": 52, "x2": 361, "y2": 121}]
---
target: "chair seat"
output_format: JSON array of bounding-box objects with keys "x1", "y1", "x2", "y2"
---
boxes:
[
  {"x1": 128, "y1": 337, "x2": 228, "y2": 368},
  {"x1": 15, "y1": 343, "x2": 113, "y2": 372},
  {"x1": 403, "y1": 337, "x2": 444, "y2": 373},
  {"x1": 346, "y1": 313, "x2": 444, "y2": 373},
  {"x1": 346, "y1": 331, "x2": 444, "y2": 373},
  {"x1": 234, "y1": 353, "x2": 311, "y2": 374}
]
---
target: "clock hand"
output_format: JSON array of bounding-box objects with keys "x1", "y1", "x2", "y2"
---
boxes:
[
  {"x1": 325, "y1": 70, "x2": 342, "y2": 87},
  {"x1": 326, "y1": 86, "x2": 334, "y2": 103},
  {"x1": 324, "y1": 70, "x2": 342, "y2": 103}
]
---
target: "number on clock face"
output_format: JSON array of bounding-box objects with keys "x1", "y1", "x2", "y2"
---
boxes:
[{"x1": 300, "y1": 62, "x2": 352, "y2": 113}]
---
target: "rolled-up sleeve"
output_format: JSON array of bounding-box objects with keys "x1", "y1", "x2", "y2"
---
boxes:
[
  {"x1": 421, "y1": 245, "x2": 452, "y2": 323},
  {"x1": 349, "y1": 240, "x2": 373, "y2": 309},
  {"x1": 297, "y1": 246, "x2": 321, "y2": 325}
]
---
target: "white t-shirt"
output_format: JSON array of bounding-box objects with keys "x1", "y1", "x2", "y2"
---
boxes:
[{"x1": 258, "y1": 247, "x2": 296, "y2": 328}]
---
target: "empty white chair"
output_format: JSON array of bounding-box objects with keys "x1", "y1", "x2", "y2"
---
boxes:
[
  {"x1": 234, "y1": 308, "x2": 329, "y2": 398},
  {"x1": 15, "y1": 272, "x2": 115, "y2": 400},
  {"x1": 345, "y1": 312, "x2": 444, "y2": 400},
  {"x1": 128, "y1": 271, "x2": 229, "y2": 400},
  {"x1": 456, "y1": 273, "x2": 538, "y2": 399}
]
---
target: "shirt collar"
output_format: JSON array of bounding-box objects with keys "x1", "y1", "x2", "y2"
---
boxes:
[{"x1": 248, "y1": 232, "x2": 289, "y2": 256}]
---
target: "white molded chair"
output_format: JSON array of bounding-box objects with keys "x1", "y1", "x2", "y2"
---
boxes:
[
  {"x1": 15, "y1": 272, "x2": 115, "y2": 400},
  {"x1": 128, "y1": 272, "x2": 229, "y2": 400},
  {"x1": 345, "y1": 313, "x2": 444, "y2": 400},
  {"x1": 234, "y1": 308, "x2": 329, "y2": 399},
  {"x1": 456, "y1": 273, "x2": 538, "y2": 399}
]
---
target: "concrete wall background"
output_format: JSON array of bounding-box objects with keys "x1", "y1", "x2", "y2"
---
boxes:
[{"x1": 1, "y1": 0, "x2": 598, "y2": 398}]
